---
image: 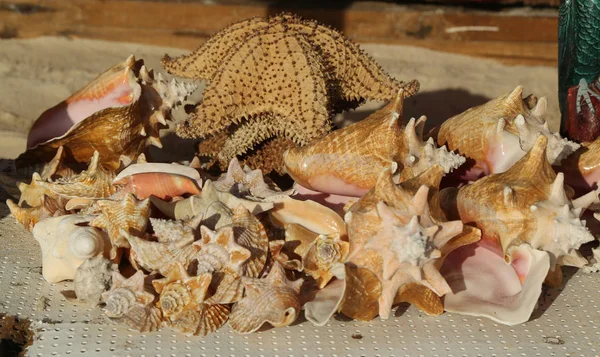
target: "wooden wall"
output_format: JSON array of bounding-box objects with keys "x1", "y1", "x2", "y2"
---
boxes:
[{"x1": 0, "y1": 0, "x2": 558, "y2": 66}]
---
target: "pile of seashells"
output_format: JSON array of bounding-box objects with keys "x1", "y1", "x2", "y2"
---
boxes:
[{"x1": 4, "y1": 13, "x2": 600, "y2": 337}]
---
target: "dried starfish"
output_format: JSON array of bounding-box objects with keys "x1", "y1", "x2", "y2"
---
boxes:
[{"x1": 163, "y1": 13, "x2": 419, "y2": 172}]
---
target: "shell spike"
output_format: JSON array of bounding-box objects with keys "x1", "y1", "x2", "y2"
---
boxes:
[
  {"x1": 549, "y1": 173, "x2": 568, "y2": 205},
  {"x1": 505, "y1": 85, "x2": 524, "y2": 106},
  {"x1": 496, "y1": 118, "x2": 506, "y2": 134},
  {"x1": 503, "y1": 186, "x2": 515, "y2": 206},
  {"x1": 514, "y1": 115, "x2": 529, "y2": 137},
  {"x1": 531, "y1": 96, "x2": 547, "y2": 118}
]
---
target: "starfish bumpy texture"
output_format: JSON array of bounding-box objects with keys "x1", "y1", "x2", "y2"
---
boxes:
[{"x1": 163, "y1": 13, "x2": 419, "y2": 173}]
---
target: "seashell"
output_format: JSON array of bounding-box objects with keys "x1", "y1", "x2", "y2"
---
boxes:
[
  {"x1": 72, "y1": 255, "x2": 118, "y2": 305},
  {"x1": 269, "y1": 196, "x2": 347, "y2": 238},
  {"x1": 437, "y1": 86, "x2": 579, "y2": 180},
  {"x1": 214, "y1": 158, "x2": 294, "y2": 199},
  {"x1": 194, "y1": 225, "x2": 252, "y2": 304},
  {"x1": 558, "y1": 136, "x2": 600, "y2": 193},
  {"x1": 102, "y1": 270, "x2": 161, "y2": 332},
  {"x1": 90, "y1": 193, "x2": 151, "y2": 259},
  {"x1": 231, "y1": 205, "x2": 270, "y2": 278},
  {"x1": 283, "y1": 90, "x2": 464, "y2": 197},
  {"x1": 18, "y1": 56, "x2": 196, "y2": 170},
  {"x1": 441, "y1": 239, "x2": 550, "y2": 325},
  {"x1": 115, "y1": 162, "x2": 201, "y2": 183},
  {"x1": 36, "y1": 151, "x2": 117, "y2": 199},
  {"x1": 150, "y1": 180, "x2": 274, "y2": 222},
  {"x1": 115, "y1": 171, "x2": 201, "y2": 200},
  {"x1": 284, "y1": 224, "x2": 349, "y2": 288},
  {"x1": 340, "y1": 167, "x2": 469, "y2": 320},
  {"x1": 151, "y1": 262, "x2": 226, "y2": 335},
  {"x1": 7, "y1": 194, "x2": 66, "y2": 232},
  {"x1": 120, "y1": 221, "x2": 200, "y2": 277},
  {"x1": 229, "y1": 261, "x2": 303, "y2": 334},
  {"x1": 32, "y1": 214, "x2": 111, "y2": 283},
  {"x1": 444, "y1": 135, "x2": 596, "y2": 271}
]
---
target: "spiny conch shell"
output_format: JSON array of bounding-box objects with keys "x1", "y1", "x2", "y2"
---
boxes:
[
  {"x1": 437, "y1": 86, "x2": 579, "y2": 180},
  {"x1": 37, "y1": 151, "x2": 117, "y2": 199},
  {"x1": 89, "y1": 194, "x2": 151, "y2": 259},
  {"x1": 193, "y1": 225, "x2": 251, "y2": 304},
  {"x1": 558, "y1": 137, "x2": 600, "y2": 193},
  {"x1": 214, "y1": 158, "x2": 294, "y2": 199},
  {"x1": 340, "y1": 167, "x2": 468, "y2": 320},
  {"x1": 441, "y1": 239, "x2": 550, "y2": 325},
  {"x1": 120, "y1": 220, "x2": 200, "y2": 276},
  {"x1": 113, "y1": 162, "x2": 202, "y2": 200},
  {"x1": 71, "y1": 255, "x2": 118, "y2": 306},
  {"x1": 284, "y1": 223, "x2": 349, "y2": 288},
  {"x1": 229, "y1": 261, "x2": 303, "y2": 334},
  {"x1": 18, "y1": 55, "x2": 196, "y2": 171},
  {"x1": 32, "y1": 214, "x2": 111, "y2": 283},
  {"x1": 283, "y1": 90, "x2": 464, "y2": 197},
  {"x1": 102, "y1": 270, "x2": 161, "y2": 332},
  {"x1": 269, "y1": 196, "x2": 347, "y2": 238},
  {"x1": 443, "y1": 135, "x2": 596, "y2": 276},
  {"x1": 7, "y1": 194, "x2": 66, "y2": 232},
  {"x1": 152, "y1": 262, "x2": 227, "y2": 336}
]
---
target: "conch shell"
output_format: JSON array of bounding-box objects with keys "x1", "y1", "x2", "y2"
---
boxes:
[
  {"x1": 437, "y1": 86, "x2": 579, "y2": 179},
  {"x1": 18, "y1": 55, "x2": 196, "y2": 170},
  {"x1": 441, "y1": 135, "x2": 595, "y2": 271},
  {"x1": 152, "y1": 262, "x2": 229, "y2": 336},
  {"x1": 284, "y1": 90, "x2": 464, "y2": 197},
  {"x1": 558, "y1": 136, "x2": 600, "y2": 193},
  {"x1": 32, "y1": 214, "x2": 111, "y2": 283},
  {"x1": 102, "y1": 270, "x2": 161, "y2": 332},
  {"x1": 229, "y1": 261, "x2": 303, "y2": 334},
  {"x1": 90, "y1": 193, "x2": 151, "y2": 259}
]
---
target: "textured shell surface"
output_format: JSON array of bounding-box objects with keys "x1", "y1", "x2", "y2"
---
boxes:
[
  {"x1": 448, "y1": 135, "x2": 595, "y2": 269},
  {"x1": 90, "y1": 193, "x2": 151, "y2": 259},
  {"x1": 341, "y1": 168, "x2": 470, "y2": 320},
  {"x1": 283, "y1": 91, "x2": 464, "y2": 197},
  {"x1": 228, "y1": 261, "x2": 303, "y2": 334},
  {"x1": 7, "y1": 194, "x2": 66, "y2": 232},
  {"x1": 269, "y1": 196, "x2": 347, "y2": 238},
  {"x1": 163, "y1": 13, "x2": 419, "y2": 172},
  {"x1": 73, "y1": 255, "x2": 118, "y2": 305},
  {"x1": 437, "y1": 86, "x2": 578, "y2": 180},
  {"x1": 102, "y1": 270, "x2": 161, "y2": 332},
  {"x1": 18, "y1": 56, "x2": 196, "y2": 170},
  {"x1": 32, "y1": 214, "x2": 111, "y2": 283}
]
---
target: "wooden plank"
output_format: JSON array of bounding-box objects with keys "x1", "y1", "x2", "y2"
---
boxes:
[{"x1": 0, "y1": 0, "x2": 558, "y2": 66}]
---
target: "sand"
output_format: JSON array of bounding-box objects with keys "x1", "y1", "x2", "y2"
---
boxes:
[{"x1": 0, "y1": 36, "x2": 559, "y2": 162}]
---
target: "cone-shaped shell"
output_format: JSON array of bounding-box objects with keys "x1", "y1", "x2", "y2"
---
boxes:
[
  {"x1": 283, "y1": 91, "x2": 464, "y2": 197},
  {"x1": 438, "y1": 86, "x2": 578, "y2": 178},
  {"x1": 449, "y1": 135, "x2": 594, "y2": 267}
]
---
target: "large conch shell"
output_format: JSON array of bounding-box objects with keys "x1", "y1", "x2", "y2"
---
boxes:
[
  {"x1": 437, "y1": 86, "x2": 579, "y2": 179},
  {"x1": 152, "y1": 262, "x2": 229, "y2": 336},
  {"x1": 18, "y1": 55, "x2": 196, "y2": 170},
  {"x1": 442, "y1": 135, "x2": 596, "y2": 272},
  {"x1": 283, "y1": 90, "x2": 464, "y2": 197},
  {"x1": 102, "y1": 270, "x2": 161, "y2": 332},
  {"x1": 32, "y1": 214, "x2": 111, "y2": 283},
  {"x1": 229, "y1": 261, "x2": 303, "y2": 334}
]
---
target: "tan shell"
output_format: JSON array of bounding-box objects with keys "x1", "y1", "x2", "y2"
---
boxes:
[
  {"x1": 283, "y1": 91, "x2": 464, "y2": 197},
  {"x1": 269, "y1": 196, "x2": 347, "y2": 238},
  {"x1": 443, "y1": 135, "x2": 595, "y2": 269},
  {"x1": 18, "y1": 56, "x2": 196, "y2": 170},
  {"x1": 214, "y1": 158, "x2": 294, "y2": 198},
  {"x1": 120, "y1": 220, "x2": 200, "y2": 277},
  {"x1": 102, "y1": 270, "x2": 161, "y2": 332},
  {"x1": 90, "y1": 193, "x2": 151, "y2": 259},
  {"x1": 37, "y1": 151, "x2": 117, "y2": 199},
  {"x1": 7, "y1": 194, "x2": 66, "y2": 232},
  {"x1": 284, "y1": 224, "x2": 349, "y2": 288},
  {"x1": 559, "y1": 136, "x2": 600, "y2": 193},
  {"x1": 342, "y1": 168, "x2": 467, "y2": 320},
  {"x1": 229, "y1": 261, "x2": 303, "y2": 334},
  {"x1": 437, "y1": 86, "x2": 578, "y2": 175},
  {"x1": 194, "y1": 225, "x2": 252, "y2": 304},
  {"x1": 151, "y1": 262, "x2": 225, "y2": 336}
]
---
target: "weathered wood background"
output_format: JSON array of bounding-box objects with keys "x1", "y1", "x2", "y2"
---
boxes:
[{"x1": 0, "y1": 0, "x2": 558, "y2": 66}]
